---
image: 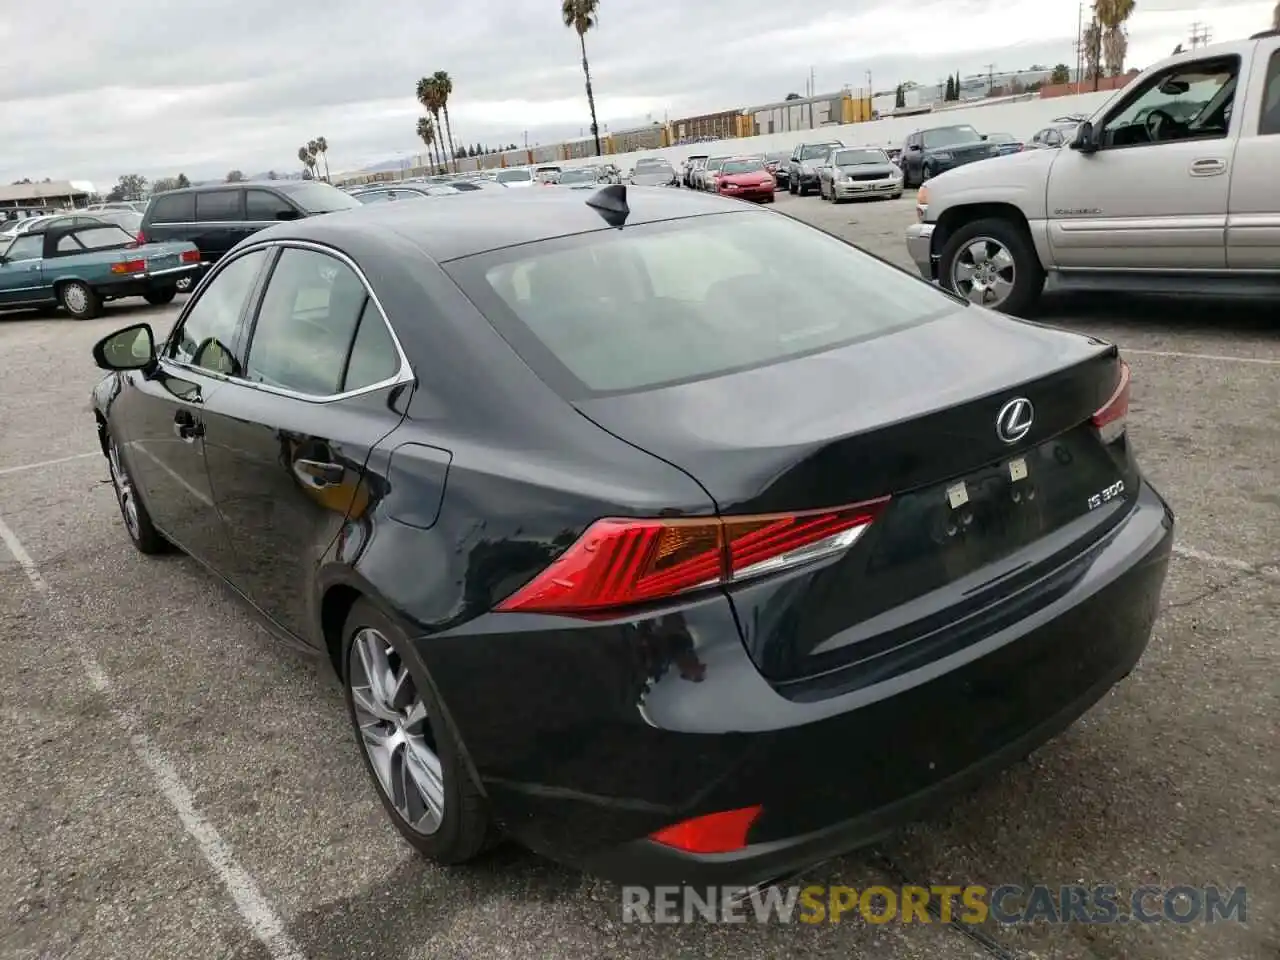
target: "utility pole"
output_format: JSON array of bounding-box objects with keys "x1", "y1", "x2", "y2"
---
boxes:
[
  {"x1": 1189, "y1": 22, "x2": 1211, "y2": 49},
  {"x1": 1075, "y1": 2, "x2": 1084, "y2": 93},
  {"x1": 983, "y1": 63, "x2": 996, "y2": 96},
  {"x1": 810, "y1": 65, "x2": 816, "y2": 98}
]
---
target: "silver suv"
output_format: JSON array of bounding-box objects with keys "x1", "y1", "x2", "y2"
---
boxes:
[{"x1": 905, "y1": 31, "x2": 1280, "y2": 314}]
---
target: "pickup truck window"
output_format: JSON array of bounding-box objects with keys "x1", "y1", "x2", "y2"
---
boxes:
[
  {"x1": 1261, "y1": 50, "x2": 1280, "y2": 136},
  {"x1": 1102, "y1": 55, "x2": 1238, "y2": 148}
]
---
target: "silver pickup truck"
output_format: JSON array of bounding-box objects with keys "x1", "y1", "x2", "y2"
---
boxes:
[{"x1": 905, "y1": 30, "x2": 1280, "y2": 314}]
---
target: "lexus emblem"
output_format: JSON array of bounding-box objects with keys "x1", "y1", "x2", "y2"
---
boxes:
[{"x1": 995, "y1": 397, "x2": 1034, "y2": 444}]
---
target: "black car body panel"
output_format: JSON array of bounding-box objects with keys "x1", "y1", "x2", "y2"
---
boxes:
[{"x1": 90, "y1": 188, "x2": 1173, "y2": 888}]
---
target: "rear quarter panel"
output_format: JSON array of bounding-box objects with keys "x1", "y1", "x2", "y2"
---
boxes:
[{"x1": 40, "y1": 249, "x2": 125, "y2": 287}]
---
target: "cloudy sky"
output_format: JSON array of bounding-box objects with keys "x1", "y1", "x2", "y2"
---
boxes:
[{"x1": 2, "y1": 0, "x2": 1273, "y2": 188}]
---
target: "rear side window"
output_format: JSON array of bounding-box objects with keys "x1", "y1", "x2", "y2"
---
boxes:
[
  {"x1": 244, "y1": 248, "x2": 372, "y2": 396},
  {"x1": 72, "y1": 226, "x2": 134, "y2": 250},
  {"x1": 447, "y1": 212, "x2": 952, "y2": 397},
  {"x1": 1261, "y1": 50, "x2": 1280, "y2": 136},
  {"x1": 344, "y1": 300, "x2": 402, "y2": 391},
  {"x1": 149, "y1": 193, "x2": 195, "y2": 223},
  {"x1": 195, "y1": 190, "x2": 243, "y2": 222},
  {"x1": 245, "y1": 190, "x2": 296, "y2": 220}
]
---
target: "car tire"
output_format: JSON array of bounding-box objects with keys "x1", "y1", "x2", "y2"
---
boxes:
[
  {"x1": 938, "y1": 216, "x2": 1046, "y2": 316},
  {"x1": 106, "y1": 431, "x2": 169, "y2": 554},
  {"x1": 144, "y1": 287, "x2": 177, "y2": 306},
  {"x1": 890, "y1": 192, "x2": 903, "y2": 200},
  {"x1": 342, "y1": 598, "x2": 492, "y2": 865},
  {"x1": 788, "y1": 177, "x2": 797, "y2": 195},
  {"x1": 58, "y1": 280, "x2": 101, "y2": 320}
]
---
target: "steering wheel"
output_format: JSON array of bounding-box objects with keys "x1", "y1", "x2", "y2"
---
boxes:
[{"x1": 1144, "y1": 108, "x2": 1176, "y2": 142}]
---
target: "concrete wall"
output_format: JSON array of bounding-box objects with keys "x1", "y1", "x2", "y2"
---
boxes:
[{"x1": 559, "y1": 89, "x2": 1120, "y2": 172}]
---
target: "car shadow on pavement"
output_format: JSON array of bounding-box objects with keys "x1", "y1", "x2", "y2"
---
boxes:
[{"x1": 1030, "y1": 292, "x2": 1279, "y2": 337}]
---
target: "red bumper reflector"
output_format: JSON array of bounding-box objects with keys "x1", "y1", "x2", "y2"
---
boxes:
[
  {"x1": 650, "y1": 805, "x2": 763, "y2": 854},
  {"x1": 110, "y1": 258, "x2": 146, "y2": 274},
  {"x1": 180, "y1": 249, "x2": 201, "y2": 264}
]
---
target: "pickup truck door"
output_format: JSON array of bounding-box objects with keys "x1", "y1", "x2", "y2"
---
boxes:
[
  {"x1": 1045, "y1": 50, "x2": 1243, "y2": 271},
  {"x1": 0, "y1": 234, "x2": 47, "y2": 306},
  {"x1": 1226, "y1": 42, "x2": 1280, "y2": 270}
]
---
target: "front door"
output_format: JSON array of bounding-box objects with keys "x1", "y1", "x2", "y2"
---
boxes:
[
  {"x1": 1046, "y1": 52, "x2": 1240, "y2": 270},
  {"x1": 0, "y1": 233, "x2": 47, "y2": 306},
  {"x1": 200, "y1": 244, "x2": 410, "y2": 643},
  {"x1": 117, "y1": 247, "x2": 270, "y2": 565},
  {"x1": 1226, "y1": 44, "x2": 1280, "y2": 270}
]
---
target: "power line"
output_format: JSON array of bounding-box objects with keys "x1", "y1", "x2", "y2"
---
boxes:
[{"x1": 1189, "y1": 21, "x2": 1212, "y2": 48}]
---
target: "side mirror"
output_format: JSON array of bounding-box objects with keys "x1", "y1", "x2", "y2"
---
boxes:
[
  {"x1": 275, "y1": 208, "x2": 302, "y2": 221},
  {"x1": 93, "y1": 323, "x2": 156, "y2": 371},
  {"x1": 1071, "y1": 121, "x2": 1098, "y2": 153},
  {"x1": 981, "y1": 134, "x2": 989, "y2": 140}
]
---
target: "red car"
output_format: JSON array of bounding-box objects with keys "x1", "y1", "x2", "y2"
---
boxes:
[{"x1": 715, "y1": 157, "x2": 776, "y2": 203}]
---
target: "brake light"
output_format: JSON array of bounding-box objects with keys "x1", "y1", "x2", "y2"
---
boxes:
[
  {"x1": 1091, "y1": 359, "x2": 1131, "y2": 444},
  {"x1": 110, "y1": 259, "x2": 146, "y2": 274},
  {"x1": 180, "y1": 249, "x2": 200, "y2": 263},
  {"x1": 494, "y1": 498, "x2": 889, "y2": 616},
  {"x1": 650, "y1": 805, "x2": 763, "y2": 854}
]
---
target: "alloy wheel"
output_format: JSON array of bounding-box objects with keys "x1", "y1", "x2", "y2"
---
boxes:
[
  {"x1": 107, "y1": 438, "x2": 140, "y2": 541},
  {"x1": 349, "y1": 628, "x2": 446, "y2": 835},
  {"x1": 950, "y1": 236, "x2": 1017, "y2": 308}
]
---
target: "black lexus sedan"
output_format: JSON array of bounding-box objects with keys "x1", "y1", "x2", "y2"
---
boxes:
[{"x1": 89, "y1": 185, "x2": 1174, "y2": 889}]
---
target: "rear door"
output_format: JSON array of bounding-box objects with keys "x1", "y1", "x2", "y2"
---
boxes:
[
  {"x1": 1226, "y1": 41, "x2": 1280, "y2": 269},
  {"x1": 199, "y1": 243, "x2": 411, "y2": 642},
  {"x1": 144, "y1": 192, "x2": 196, "y2": 248},
  {"x1": 192, "y1": 189, "x2": 250, "y2": 261},
  {"x1": 112, "y1": 248, "x2": 271, "y2": 569}
]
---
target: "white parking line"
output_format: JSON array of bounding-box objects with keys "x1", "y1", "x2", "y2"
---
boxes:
[
  {"x1": 0, "y1": 451, "x2": 99, "y2": 477},
  {"x1": 1125, "y1": 348, "x2": 1280, "y2": 366},
  {"x1": 0, "y1": 511, "x2": 307, "y2": 960}
]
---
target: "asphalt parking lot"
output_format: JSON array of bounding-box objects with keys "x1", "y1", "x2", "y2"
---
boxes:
[{"x1": 1, "y1": 192, "x2": 1277, "y2": 960}]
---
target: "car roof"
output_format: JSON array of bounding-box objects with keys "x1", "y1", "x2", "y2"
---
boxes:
[
  {"x1": 149, "y1": 180, "x2": 319, "y2": 196},
  {"x1": 42, "y1": 222, "x2": 129, "y2": 258},
  {"x1": 251, "y1": 186, "x2": 748, "y2": 263}
]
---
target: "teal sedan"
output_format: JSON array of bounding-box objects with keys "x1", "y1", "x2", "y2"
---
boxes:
[{"x1": 0, "y1": 223, "x2": 205, "y2": 320}]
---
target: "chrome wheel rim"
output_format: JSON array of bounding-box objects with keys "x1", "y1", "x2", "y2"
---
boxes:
[
  {"x1": 63, "y1": 284, "x2": 88, "y2": 314},
  {"x1": 951, "y1": 236, "x2": 1017, "y2": 308},
  {"x1": 176, "y1": 277, "x2": 192, "y2": 292},
  {"x1": 349, "y1": 628, "x2": 445, "y2": 835},
  {"x1": 107, "y1": 438, "x2": 140, "y2": 540}
]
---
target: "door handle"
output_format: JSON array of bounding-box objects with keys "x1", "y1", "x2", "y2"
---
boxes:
[
  {"x1": 173, "y1": 409, "x2": 203, "y2": 441},
  {"x1": 293, "y1": 458, "x2": 345, "y2": 488},
  {"x1": 1189, "y1": 158, "x2": 1226, "y2": 176}
]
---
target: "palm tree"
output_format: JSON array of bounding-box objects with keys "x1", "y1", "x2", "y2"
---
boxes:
[
  {"x1": 416, "y1": 77, "x2": 446, "y2": 173},
  {"x1": 416, "y1": 116, "x2": 439, "y2": 175},
  {"x1": 298, "y1": 145, "x2": 316, "y2": 178},
  {"x1": 561, "y1": 0, "x2": 602, "y2": 157},
  {"x1": 315, "y1": 136, "x2": 330, "y2": 181},
  {"x1": 431, "y1": 71, "x2": 458, "y2": 172},
  {"x1": 1093, "y1": 0, "x2": 1136, "y2": 79}
]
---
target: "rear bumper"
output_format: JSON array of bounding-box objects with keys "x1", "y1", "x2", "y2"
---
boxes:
[
  {"x1": 99, "y1": 262, "x2": 205, "y2": 297},
  {"x1": 415, "y1": 481, "x2": 1173, "y2": 888}
]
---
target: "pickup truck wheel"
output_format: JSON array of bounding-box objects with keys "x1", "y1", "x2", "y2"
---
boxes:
[
  {"x1": 939, "y1": 218, "x2": 1045, "y2": 315},
  {"x1": 922, "y1": 164, "x2": 935, "y2": 182},
  {"x1": 788, "y1": 177, "x2": 797, "y2": 195},
  {"x1": 175, "y1": 276, "x2": 193, "y2": 292},
  {"x1": 144, "y1": 287, "x2": 177, "y2": 306},
  {"x1": 58, "y1": 281, "x2": 101, "y2": 320}
]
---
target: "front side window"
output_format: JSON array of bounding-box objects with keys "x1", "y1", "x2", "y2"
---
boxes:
[
  {"x1": 4, "y1": 234, "x2": 43, "y2": 260},
  {"x1": 245, "y1": 190, "x2": 296, "y2": 220},
  {"x1": 448, "y1": 211, "x2": 953, "y2": 397},
  {"x1": 243, "y1": 248, "x2": 371, "y2": 396},
  {"x1": 169, "y1": 250, "x2": 267, "y2": 374},
  {"x1": 1103, "y1": 55, "x2": 1239, "y2": 147}
]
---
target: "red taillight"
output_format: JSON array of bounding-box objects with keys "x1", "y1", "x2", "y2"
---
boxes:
[
  {"x1": 650, "y1": 805, "x2": 763, "y2": 854},
  {"x1": 110, "y1": 258, "x2": 146, "y2": 274},
  {"x1": 1091, "y1": 359, "x2": 1131, "y2": 444},
  {"x1": 494, "y1": 498, "x2": 889, "y2": 616},
  {"x1": 180, "y1": 249, "x2": 200, "y2": 263}
]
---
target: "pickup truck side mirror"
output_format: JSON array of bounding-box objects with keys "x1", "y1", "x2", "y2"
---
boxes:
[{"x1": 1071, "y1": 121, "x2": 1099, "y2": 153}]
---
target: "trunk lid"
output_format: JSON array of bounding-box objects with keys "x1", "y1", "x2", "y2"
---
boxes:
[{"x1": 574, "y1": 306, "x2": 1136, "y2": 686}]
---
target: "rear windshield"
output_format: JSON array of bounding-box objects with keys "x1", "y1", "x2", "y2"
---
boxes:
[
  {"x1": 446, "y1": 212, "x2": 952, "y2": 397},
  {"x1": 280, "y1": 182, "x2": 362, "y2": 213},
  {"x1": 496, "y1": 169, "x2": 533, "y2": 183},
  {"x1": 800, "y1": 143, "x2": 840, "y2": 159}
]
